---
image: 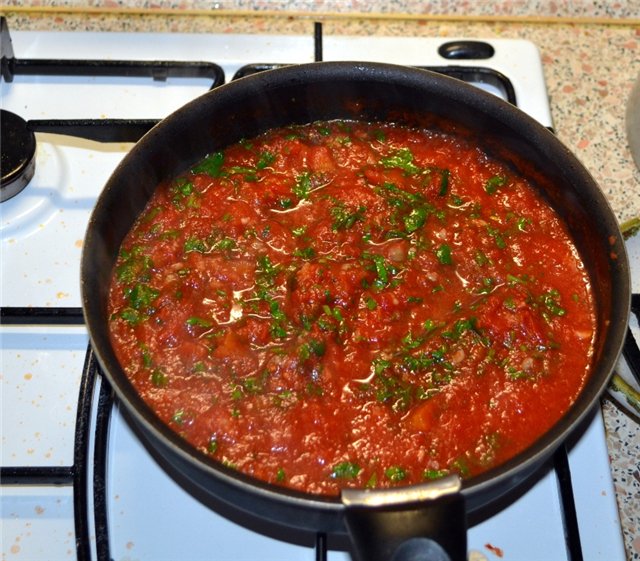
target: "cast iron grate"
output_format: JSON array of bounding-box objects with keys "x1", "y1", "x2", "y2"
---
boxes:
[
  {"x1": 0, "y1": 17, "x2": 225, "y2": 86},
  {"x1": 233, "y1": 63, "x2": 517, "y2": 106},
  {"x1": 0, "y1": 16, "x2": 225, "y2": 201}
]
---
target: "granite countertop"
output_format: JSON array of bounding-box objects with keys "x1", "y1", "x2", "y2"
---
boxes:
[{"x1": 2, "y1": 5, "x2": 640, "y2": 560}]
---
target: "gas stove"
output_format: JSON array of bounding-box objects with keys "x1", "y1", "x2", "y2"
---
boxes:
[{"x1": 0, "y1": 19, "x2": 631, "y2": 561}]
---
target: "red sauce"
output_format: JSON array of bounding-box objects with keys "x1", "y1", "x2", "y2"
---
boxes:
[{"x1": 107, "y1": 120, "x2": 596, "y2": 495}]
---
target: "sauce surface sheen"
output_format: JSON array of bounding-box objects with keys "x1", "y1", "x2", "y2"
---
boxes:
[{"x1": 108, "y1": 120, "x2": 596, "y2": 495}]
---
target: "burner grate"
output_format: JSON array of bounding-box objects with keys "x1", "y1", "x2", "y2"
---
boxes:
[
  {"x1": 0, "y1": 15, "x2": 223, "y2": 201},
  {"x1": 0, "y1": 343, "x2": 100, "y2": 561},
  {"x1": 233, "y1": 63, "x2": 517, "y2": 105},
  {"x1": 1, "y1": 18, "x2": 224, "y2": 87}
]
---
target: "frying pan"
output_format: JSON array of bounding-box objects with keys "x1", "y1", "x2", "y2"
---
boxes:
[{"x1": 81, "y1": 62, "x2": 630, "y2": 561}]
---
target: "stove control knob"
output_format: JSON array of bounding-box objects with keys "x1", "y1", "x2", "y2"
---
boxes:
[{"x1": 438, "y1": 41, "x2": 495, "y2": 60}]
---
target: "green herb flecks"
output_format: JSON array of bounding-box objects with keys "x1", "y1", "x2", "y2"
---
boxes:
[
  {"x1": 192, "y1": 151, "x2": 225, "y2": 177},
  {"x1": 538, "y1": 289, "x2": 566, "y2": 322},
  {"x1": 184, "y1": 237, "x2": 208, "y2": 254},
  {"x1": 151, "y1": 369, "x2": 168, "y2": 388},
  {"x1": 331, "y1": 461, "x2": 361, "y2": 479},
  {"x1": 175, "y1": 409, "x2": 195, "y2": 427},
  {"x1": 364, "y1": 253, "x2": 400, "y2": 291},
  {"x1": 139, "y1": 344, "x2": 153, "y2": 368},
  {"x1": 168, "y1": 178, "x2": 200, "y2": 210},
  {"x1": 423, "y1": 320, "x2": 441, "y2": 336},
  {"x1": 207, "y1": 437, "x2": 219, "y2": 454},
  {"x1": 365, "y1": 472, "x2": 378, "y2": 488},
  {"x1": 365, "y1": 358, "x2": 415, "y2": 413},
  {"x1": 317, "y1": 304, "x2": 346, "y2": 335},
  {"x1": 403, "y1": 345, "x2": 455, "y2": 382},
  {"x1": 140, "y1": 206, "x2": 163, "y2": 225},
  {"x1": 486, "y1": 225, "x2": 507, "y2": 249},
  {"x1": 213, "y1": 237, "x2": 236, "y2": 252},
  {"x1": 516, "y1": 217, "x2": 531, "y2": 232},
  {"x1": 257, "y1": 151, "x2": 276, "y2": 170},
  {"x1": 372, "y1": 357, "x2": 392, "y2": 376},
  {"x1": 374, "y1": 369, "x2": 413, "y2": 412},
  {"x1": 292, "y1": 171, "x2": 312, "y2": 200},
  {"x1": 293, "y1": 246, "x2": 316, "y2": 260},
  {"x1": 226, "y1": 166, "x2": 258, "y2": 181},
  {"x1": 438, "y1": 169, "x2": 450, "y2": 196},
  {"x1": 506, "y1": 273, "x2": 531, "y2": 286},
  {"x1": 186, "y1": 316, "x2": 214, "y2": 328},
  {"x1": 423, "y1": 468, "x2": 449, "y2": 480},
  {"x1": 385, "y1": 466, "x2": 408, "y2": 482},
  {"x1": 330, "y1": 202, "x2": 366, "y2": 231},
  {"x1": 401, "y1": 330, "x2": 425, "y2": 350},
  {"x1": 299, "y1": 339, "x2": 326, "y2": 361},
  {"x1": 450, "y1": 456, "x2": 471, "y2": 478},
  {"x1": 380, "y1": 148, "x2": 421, "y2": 175},
  {"x1": 125, "y1": 283, "x2": 159, "y2": 312},
  {"x1": 484, "y1": 175, "x2": 507, "y2": 194},
  {"x1": 272, "y1": 389, "x2": 297, "y2": 409},
  {"x1": 441, "y1": 317, "x2": 485, "y2": 344},
  {"x1": 365, "y1": 296, "x2": 378, "y2": 310},
  {"x1": 116, "y1": 246, "x2": 153, "y2": 284},
  {"x1": 404, "y1": 206, "x2": 428, "y2": 233},
  {"x1": 118, "y1": 280, "x2": 160, "y2": 325},
  {"x1": 377, "y1": 181, "x2": 424, "y2": 207},
  {"x1": 371, "y1": 254, "x2": 390, "y2": 288},
  {"x1": 251, "y1": 254, "x2": 292, "y2": 339},
  {"x1": 506, "y1": 365, "x2": 537, "y2": 381},
  {"x1": 474, "y1": 250, "x2": 491, "y2": 267},
  {"x1": 374, "y1": 181, "x2": 436, "y2": 237},
  {"x1": 268, "y1": 298, "x2": 289, "y2": 339},
  {"x1": 436, "y1": 244, "x2": 453, "y2": 265},
  {"x1": 255, "y1": 254, "x2": 280, "y2": 296},
  {"x1": 183, "y1": 233, "x2": 237, "y2": 256}
]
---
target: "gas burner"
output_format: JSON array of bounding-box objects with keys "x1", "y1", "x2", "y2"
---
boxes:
[{"x1": 1, "y1": 110, "x2": 36, "y2": 202}]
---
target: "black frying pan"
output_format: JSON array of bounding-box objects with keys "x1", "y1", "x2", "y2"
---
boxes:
[{"x1": 81, "y1": 62, "x2": 630, "y2": 561}]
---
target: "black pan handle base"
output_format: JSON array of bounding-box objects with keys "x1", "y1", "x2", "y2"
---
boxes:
[{"x1": 342, "y1": 475, "x2": 467, "y2": 561}]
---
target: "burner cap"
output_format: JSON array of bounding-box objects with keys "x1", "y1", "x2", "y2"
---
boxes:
[{"x1": 1, "y1": 109, "x2": 36, "y2": 203}]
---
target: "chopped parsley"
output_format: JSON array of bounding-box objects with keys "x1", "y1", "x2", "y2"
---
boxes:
[
  {"x1": 331, "y1": 461, "x2": 361, "y2": 479},
  {"x1": 330, "y1": 202, "x2": 366, "y2": 231},
  {"x1": 380, "y1": 147, "x2": 421, "y2": 175},
  {"x1": 484, "y1": 175, "x2": 507, "y2": 194},
  {"x1": 192, "y1": 151, "x2": 224, "y2": 177}
]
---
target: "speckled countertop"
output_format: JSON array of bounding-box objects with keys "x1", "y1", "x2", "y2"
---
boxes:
[{"x1": 2, "y1": 4, "x2": 640, "y2": 560}]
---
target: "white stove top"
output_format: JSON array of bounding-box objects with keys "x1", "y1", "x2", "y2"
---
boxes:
[{"x1": 0, "y1": 27, "x2": 627, "y2": 561}]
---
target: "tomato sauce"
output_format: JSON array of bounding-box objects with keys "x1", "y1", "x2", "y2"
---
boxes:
[{"x1": 107, "y1": 120, "x2": 596, "y2": 495}]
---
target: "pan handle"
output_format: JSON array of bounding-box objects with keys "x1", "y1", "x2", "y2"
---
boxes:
[{"x1": 341, "y1": 475, "x2": 466, "y2": 561}]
